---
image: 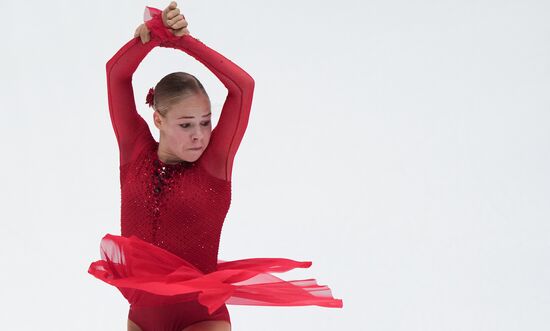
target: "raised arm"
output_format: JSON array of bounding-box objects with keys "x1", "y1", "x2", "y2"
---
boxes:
[
  {"x1": 106, "y1": 37, "x2": 161, "y2": 166},
  {"x1": 145, "y1": 6, "x2": 255, "y2": 182},
  {"x1": 163, "y1": 35, "x2": 255, "y2": 181}
]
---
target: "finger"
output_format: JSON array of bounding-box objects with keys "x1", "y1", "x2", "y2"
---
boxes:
[
  {"x1": 166, "y1": 7, "x2": 180, "y2": 20},
  {"x1": 163, "y1": 2, "x2": 176, "y2": 17},
  {"x1": 137, "y1": 25, "x2": 144, "y2": 42},
  {"x1": 140, "y1": 25, "x2": 150, "y2": 43},
  {"x1": 171, "y1": 17, "x2": 188, "y2": 30},
  {"x1": 171, "y1": 14, "x2": 183, "y2": 23},
  {"x1": 163, "y1": 3, "x2": 171, "y2": 15},
  {"x1": 167, "y1": 13, "x2": 183, "y2": 27},
  {"x1": 173, "y1": 27, "x2": 189, "y2": 37},
  {"x1": 168, "y1": 15, "x2": 185, "y2": 27},
  {"x1": 135, "y1": 23, "x2": 145, "y2": 37}
]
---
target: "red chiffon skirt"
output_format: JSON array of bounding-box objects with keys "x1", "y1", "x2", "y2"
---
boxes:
[{"x1": 88, "y1": 234, "x2": 343, "y2": 314}]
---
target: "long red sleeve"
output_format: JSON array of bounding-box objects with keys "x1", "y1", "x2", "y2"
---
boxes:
[
  {"x1": 106, "y1": 33, "x2": 254, "y2": 181},
  {"x1": 106, "y1": 37, "x2": 161, "y2": 166},
  {"x1": 163, "y1": 35, "x2": 255, "y2": 181}
]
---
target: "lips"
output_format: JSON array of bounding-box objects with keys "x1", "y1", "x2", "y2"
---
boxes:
[{"x1": 189, "y1": 147, "x2": 202, "y2": 151}]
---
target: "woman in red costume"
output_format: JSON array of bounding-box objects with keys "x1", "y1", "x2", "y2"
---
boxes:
[{"x1": 88, "y1": 2, "x2": 343, "y2": 330}]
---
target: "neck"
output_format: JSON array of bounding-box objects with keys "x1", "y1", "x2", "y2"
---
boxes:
[
  {"x1": 158, "y1": 151, "x2": 183, "y2": 165},
  {"x1": 156, "y1": 143, "x2": 185, "y2": 165}
]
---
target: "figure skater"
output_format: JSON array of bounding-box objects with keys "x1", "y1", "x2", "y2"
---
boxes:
[{"x1": 88, "y1": 2, "x2": 343, "y2": 331}]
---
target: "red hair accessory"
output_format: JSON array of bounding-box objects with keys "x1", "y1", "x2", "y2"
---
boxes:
[{"x1": 146, "y1": 87, "x2": 155, "y2": 108}]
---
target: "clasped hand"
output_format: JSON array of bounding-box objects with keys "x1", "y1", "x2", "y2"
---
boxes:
[{"x1": 134, "y1": 1, "x2": 190, "y2": 44}]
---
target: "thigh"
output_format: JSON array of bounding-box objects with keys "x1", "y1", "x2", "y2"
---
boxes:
[
  {"x1": 129, "y1": 300, "x2": 231, "y2": 331},
  {"x1": 127, "y1": 318, "x2": 143, "y2": 331},
  {"x1": 182, "y1": 320, "x2": 231, "y2": 331}
]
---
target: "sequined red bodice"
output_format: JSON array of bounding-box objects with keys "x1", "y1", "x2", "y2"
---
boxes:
[
  {"x1": 120, "y1": 139, "x2": 232, "y2": 273},
  {"x1": 106, "y1": 32, "x2": 254, "y2": 273}
]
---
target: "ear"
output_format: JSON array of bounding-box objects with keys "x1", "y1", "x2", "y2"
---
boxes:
[{"x1": 153, "y1": 111, "x2": 162, "y2": 129}]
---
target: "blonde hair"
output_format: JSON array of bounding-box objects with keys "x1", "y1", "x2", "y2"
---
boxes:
[{"x1": 152, "y1": 72, "x2": 208, "y2": 116}]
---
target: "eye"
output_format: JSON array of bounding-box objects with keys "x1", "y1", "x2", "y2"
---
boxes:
[
  {"x1": 201, "y1": 120, "x2": 211, "y2": 126},
  {"x1": 179, "y1": 123, "x2": 190, "y2": 128}
]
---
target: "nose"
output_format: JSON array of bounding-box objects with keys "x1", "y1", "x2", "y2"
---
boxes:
[{"x1": 191, "y1": 127, "x2": 202, "y2": 141}]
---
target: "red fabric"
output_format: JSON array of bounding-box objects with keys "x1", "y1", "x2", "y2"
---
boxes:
[
  {"x1": 88, "y1": 5, "x2": 343, "y2": 317},
  {"x1": 89, "y1": 234, "x2": 343, "y2": 314}
]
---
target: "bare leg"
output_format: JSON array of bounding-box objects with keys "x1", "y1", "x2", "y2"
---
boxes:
[
  {"x1": 182, "y1": 320, "x2": 231, "y2": 331},
  {"x1": 128, "y1": 318, "x2": 143, "y2": 331}
]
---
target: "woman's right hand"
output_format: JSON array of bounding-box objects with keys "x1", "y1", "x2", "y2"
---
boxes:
[
  {"x1": 134, "y1": 23, "x2": 151, "y2": 44},
  {"x1": 134, "y1": 1, "x2": 189, "y2": 44}
]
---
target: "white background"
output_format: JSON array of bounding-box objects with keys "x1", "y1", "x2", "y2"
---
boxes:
[{"x1": 1, "y1": 0, "x2": 549, "y2": 330}]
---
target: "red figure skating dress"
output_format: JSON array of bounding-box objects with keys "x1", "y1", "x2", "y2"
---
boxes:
[{"x1": 88, "y1": 6, "x2": 343, "y2": 331}]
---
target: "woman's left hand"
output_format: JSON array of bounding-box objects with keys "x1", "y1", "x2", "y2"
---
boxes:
[{"x1": 162, "y1": 1, "x2": 190, "y2": 36}]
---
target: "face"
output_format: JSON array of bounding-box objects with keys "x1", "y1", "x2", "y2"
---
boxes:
[{"x1": 153, "y1": 93, "x2": 212, "y2": 163}]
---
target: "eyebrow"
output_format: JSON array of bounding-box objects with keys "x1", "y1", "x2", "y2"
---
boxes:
[{"x1": 178, "y1": 112, "x2": 212, "y2": 119}]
